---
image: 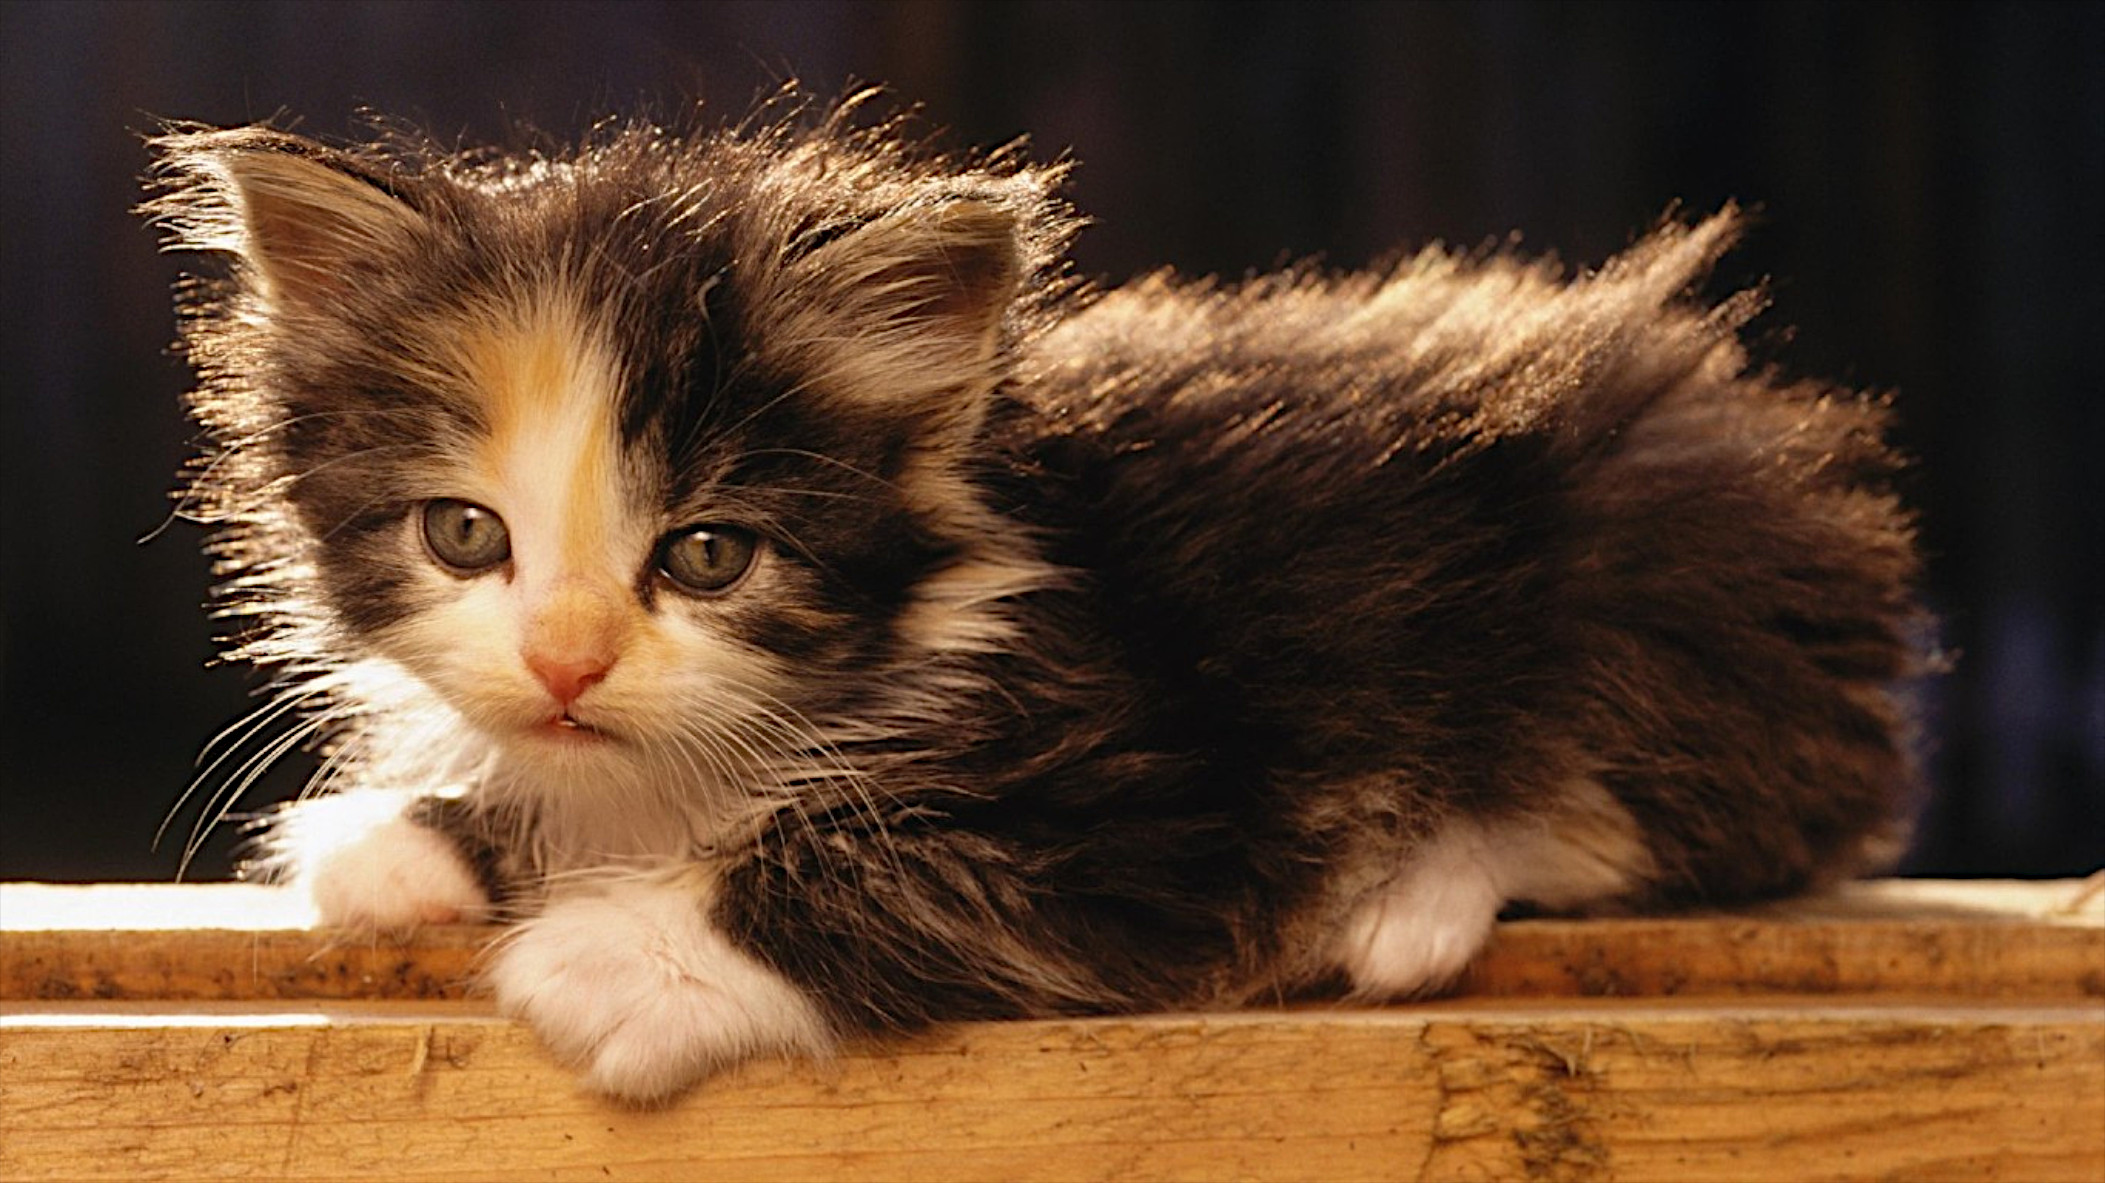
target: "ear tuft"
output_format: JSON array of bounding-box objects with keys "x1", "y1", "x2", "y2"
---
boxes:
[
  {"x1": 147, "y1": 127, "x2": 425, "y2": 313},
  {"x1": 797, "y1": 195, "x2": 1026, "y2": 365},
  {"x1": 888, "y1": 198, "x2": 1025, "y2": 348}
]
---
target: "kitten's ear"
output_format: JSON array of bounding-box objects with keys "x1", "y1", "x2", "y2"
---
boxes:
[
  {"x1": 147, "y1": 127, "x2": 426, "y2": 314},
  {"x1": 833, "y1": 197, "x2": 1023, "y2": 353},
  {"x1": 780, "y1": 192, "x2": 1030, "y2": 413}
]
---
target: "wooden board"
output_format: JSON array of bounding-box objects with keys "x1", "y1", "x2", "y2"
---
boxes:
[
  {"x1": 3, "y1": 1000, "x2": 2099, "y2": 1182},
  {"x1": 3, "y1": 879, "x2": 2101, "y2": 1183}
]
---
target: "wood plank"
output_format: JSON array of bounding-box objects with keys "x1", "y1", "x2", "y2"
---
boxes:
[
  {"x1": 5, "y1": 881, "x2": 2098, "y2": 1181},
  {"x1": 5, "y1": 880, "x2": 2100, "y2": 1003},
  {"x1": 3, "y1": 999, "x2": 2098, "y2": 1183}
]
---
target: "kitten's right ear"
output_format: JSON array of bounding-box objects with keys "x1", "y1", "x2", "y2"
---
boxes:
[{"x1": 146, "y1": 126, "x2": 425, "y2": 313}]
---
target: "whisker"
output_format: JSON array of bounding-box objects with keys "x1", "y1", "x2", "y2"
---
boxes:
[
  {"x1": 145, "y1": 409, "x2": 437, "y2": 542},
  {"x1": 735, "y1": 447, "x2": 904, "y2": 493},
  {"x1": 179, "y1": 710, "x2": 331, "y2": 879},
  {"x1": 714, "y1": 373, "x2": 825, "y2": 441},
  {"x1": 159, "y1": 681, "x2": 330, "y2": 852},
  {"x1": 676, "y1": 672, "x2": 922, "y2": 902}
]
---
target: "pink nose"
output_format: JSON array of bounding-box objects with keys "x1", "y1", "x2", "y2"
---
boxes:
[{"x1": 525, "y1": 653, "x2": 611, "y2": 707}]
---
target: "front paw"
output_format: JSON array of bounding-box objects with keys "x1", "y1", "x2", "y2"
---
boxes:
[
  {"x1": 1336, "y1": 824, "x2": 1504, "y2": 998},
  {"x1": 265, "y1": 792, "x2": 490, "y2": 930},
  {"x1": 487, "y1": 871, "x2": 832, "y2": 1103}
]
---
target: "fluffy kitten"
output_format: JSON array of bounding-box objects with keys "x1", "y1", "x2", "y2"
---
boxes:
[{"x1": 147, "y1": 98, "x2": 1922, "y2": 1102}]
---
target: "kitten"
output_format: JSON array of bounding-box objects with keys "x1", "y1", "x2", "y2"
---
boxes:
[{"x1": 147, "y1": 97, "x2": 1923, "y2": 1102}]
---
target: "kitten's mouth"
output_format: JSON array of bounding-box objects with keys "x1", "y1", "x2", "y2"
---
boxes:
[{"x1": 537, "y1": 713, "x2": 613, "y2": 743}]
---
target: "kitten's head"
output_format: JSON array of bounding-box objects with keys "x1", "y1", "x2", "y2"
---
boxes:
[{"x1": 148, "y1": 99, "x2": 1074, "y2": 812}]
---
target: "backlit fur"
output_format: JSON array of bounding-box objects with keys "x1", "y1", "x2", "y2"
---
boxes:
[{"x1": 148, "y1": 94, "x2": 1925, "y2": 1101}]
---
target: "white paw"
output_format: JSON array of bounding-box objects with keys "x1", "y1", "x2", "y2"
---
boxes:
[
  {"x1": 487, "y1": 870, "x2": 832, "y2": 1103},
  {"x1": 268, "y1": 792, "x2": 490, "y2": 930},
  {"x1": 1335, "y1": 823, "x2": 1504, "y2": 998}
]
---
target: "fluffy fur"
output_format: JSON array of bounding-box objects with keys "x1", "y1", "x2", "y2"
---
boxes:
[{"x1": 147, "y1": 94, "x2": 1924, "y2": 1102}]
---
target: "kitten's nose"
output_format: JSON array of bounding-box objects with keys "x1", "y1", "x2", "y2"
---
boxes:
[{"x1": 525, "y1": 653, "x2": 611, "y2": 707}]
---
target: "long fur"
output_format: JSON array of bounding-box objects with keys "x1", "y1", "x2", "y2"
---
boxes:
[{"x1": 146, "y1": 94, "x2": 1924, "y2": 1100}]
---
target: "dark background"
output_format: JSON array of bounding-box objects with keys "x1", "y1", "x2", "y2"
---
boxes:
[{"x1": 2, "y1": 1, "x2": 2098, "y2": 882}]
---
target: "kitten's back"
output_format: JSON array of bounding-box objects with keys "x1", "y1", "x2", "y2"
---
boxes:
[{"x1": 1005, "y1": 211, "x2": 1918, "y2": 905}]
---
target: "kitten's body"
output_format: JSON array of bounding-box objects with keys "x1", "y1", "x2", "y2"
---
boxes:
[{"x1": 151, "y1": 100, "x2": 1921, "y2": 1100}]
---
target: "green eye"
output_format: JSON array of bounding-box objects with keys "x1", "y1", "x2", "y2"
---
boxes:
[
  {"x1": 421, "y1": 499, "x2": 511, "y2": 574},
  {"x1": 657, "y1": 524, "x2": 758, "y2": 595}
]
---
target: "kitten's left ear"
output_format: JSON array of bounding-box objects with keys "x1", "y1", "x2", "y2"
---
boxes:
[
  {"x1": 773, "y1": 188, "x2": 1037, "y2": 423},
  {"x1": 837, "y1": 197, "x2": 1023, "y2": 354},
  {"x1": 146, "y1": 125, "x2": 427, "y2": 315}
]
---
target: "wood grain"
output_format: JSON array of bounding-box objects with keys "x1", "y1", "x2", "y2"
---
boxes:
[{"x1": 3, "y1": 1000, "x2": 2098, "y2": 1182}]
